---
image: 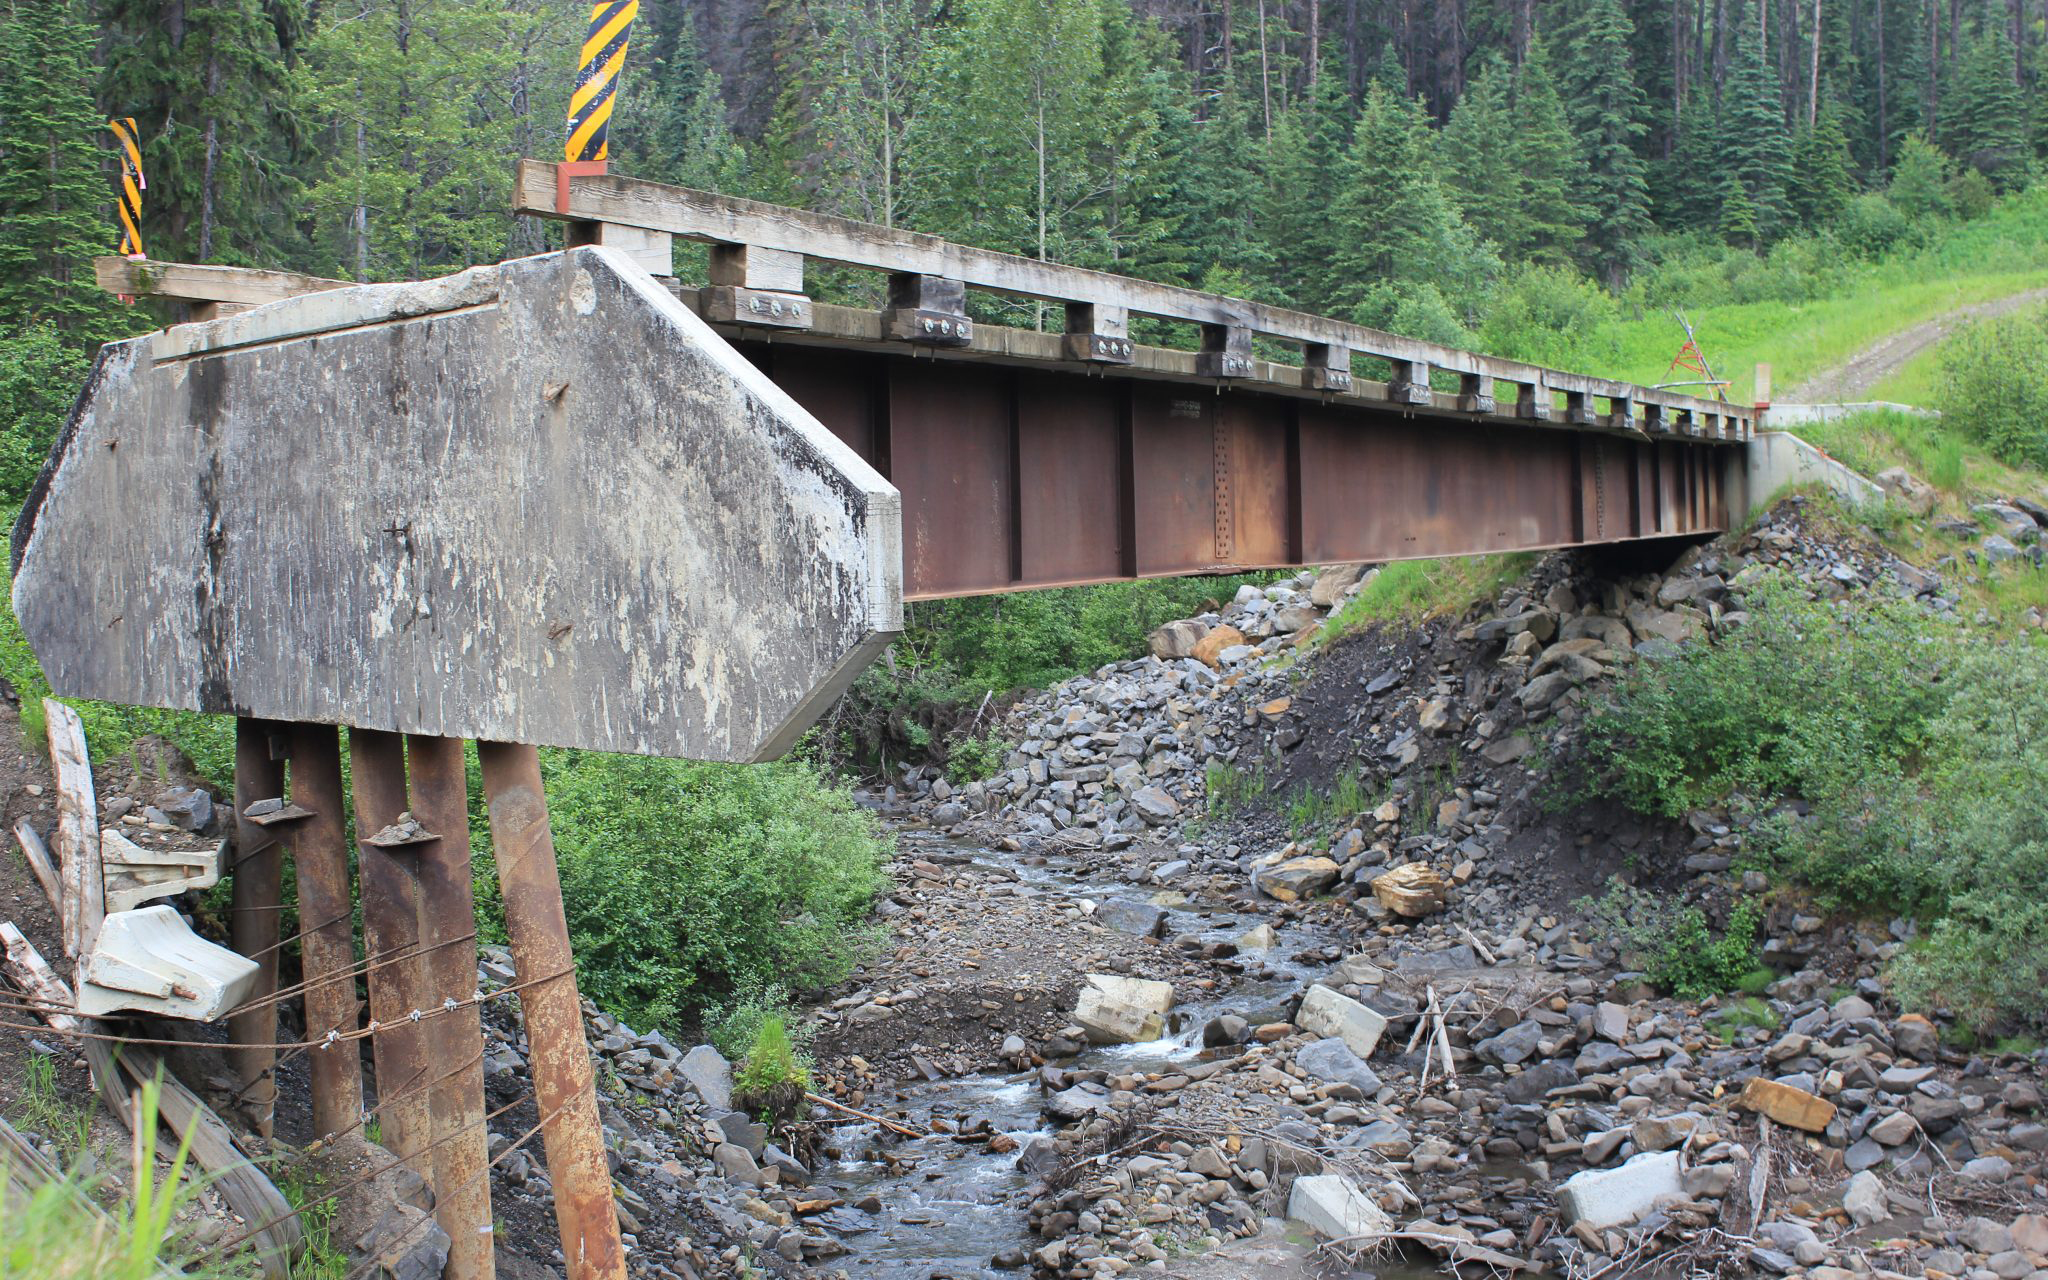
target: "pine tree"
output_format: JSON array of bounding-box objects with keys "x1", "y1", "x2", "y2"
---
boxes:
[
  {"x1": 1259, "y1": 61, "x2": 1349, "y2": 306},
  {"x1": 1442, "y1": 55, "x2": 1523, "y2": 254},
  {"x1": 1946, "y1": 26, "x2": 2030, "y2": 188},
  {"x1": 1712, "y1": 15, "x2": 1796, "y2": 245},
  {"x1": 1331, "y1": 82, "x2": 1495, "y2": 324},
  {"x1": 908, "y1": 0, "x2": 1175, "y2": 289},
  {"x1": 773, "y1": 0, "x2": 923, "y2": 223},
  {"x1": 296, "y1": 0, "x2": 581, "y2": 281},
  {"x1": 0, "y1": 0, "x2": 131, "y2": 339},
  {"x1": 1655, "y1": 95, "x2": 1720, "y2": 231},
  {"x1": 95, "y1": 0, "x2": 302, "y2": 264},
  {"x1": 1789, "y1": 107, "x2": 1855, "y2": 229},
  {"x1": 1509, "y1": 38, "x2": 1587, "y2": 266},
  {"x1": 1886, "y1": 130, "x2": 1953, "y2": 217},
  {"x1": 1554, "y1": 0, "x2": 1653, "y2": 283},
  {"x1": 1179, "y1": 86, "x2": 1274, "y2": 293}
]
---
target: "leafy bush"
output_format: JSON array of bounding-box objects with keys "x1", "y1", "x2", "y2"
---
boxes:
[
  {"x1": 1834, "y1": 193, "x2": 1912, "y2": 260},
  {"x1": 1891, "y1": 646, "x2": 2048, "y2": 1034},
  {"x1": 944, "y1": 732, "x2": 1009, "y2": 785},
  {"x1": 1476, "y1": 264, "x2": 1621, "y2": 370},
  {"x1": 1581, "y1": 571, "x2": 1950, "y2": 817},
  {"x1": 1579, "y1": 879, "x2": 1765, "y2": 998},
  {"x1": 1934, "y1": 306, "x2": 2048, "y2": 468},
  {"x1": 544, "y1": 751, "x2": 890, "y2": 1034}
]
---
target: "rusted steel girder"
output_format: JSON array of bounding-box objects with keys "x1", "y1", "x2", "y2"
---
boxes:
[
  {"x1": 478, "y1": 741, "x2": 624, "y2": 1280},
  {"x1": 348, "y1": 729, "x2": 431, "y2": 1176},
  {"x1": 228, "y1": 718, "x2": 285, "y2": 1137},
  {"x1": 749, "y1": 346, "x2": 1734, "y2": 600},
  {"x1": 407, "y1": 735, "x2": 494, "y2": 1280},
  {"x1": 286, "y1": 722, "x2": 364, "y2": 1140}
]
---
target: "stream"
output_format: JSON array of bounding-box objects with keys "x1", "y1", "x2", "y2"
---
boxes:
[{"x1": 809, "y1": 833, "x2": 1335, "y2": 1278}]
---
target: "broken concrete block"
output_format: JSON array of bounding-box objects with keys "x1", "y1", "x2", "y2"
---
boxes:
[
  {"x1": 100, "y1": 827, "x2": 224, "y2": 913},
  {"x1": 1295, "y1": 984, "x2": 1388, "y2": 1059},
  {"x1": 1370, "y1": 863, "x2": 1448, "y2": 917},
  {"x1": 75, "y1": 904, "x2": 261, "y2": 1020},
  {"x1": 1556, "y1": 1150, "x2": 1683, "y2": 1230},
  {"x1": 1073, "y1": 974, "x2": 1174, "y2": 1044},
  {"x1": 1288, "y1": 1173, "x2": 1393, "y2": 1242}
]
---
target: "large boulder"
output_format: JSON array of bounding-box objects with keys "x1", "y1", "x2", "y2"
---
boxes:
[
  {"x1": 1875, "y1": 467, "x2": 1936, "y2": 516},
  {"x1": 1259, "y1": 855, "x2": 1340, "y2": 902},
  {"x1": 1130, "y1": 785, "x2": 1181, "y2": 826},
  {"x1": 1295, "y1": 984, "x2": 1388, "y2": 1059},
  {"x1": 1370, "y1": 864, "x2": 1448, "y2": 917},
  {"x1": 1073, "y1": 974, "x2": 1174, "y2": 1044},
  {"x1": 1295, "y1": 1037, "x2": 1383, "y2": 1096},
  {"x1": 1191, "y1": 624, "x2": 1248, "y2": 669},
  {"x1": 1310, "y1": 563, "x2": 1372, "y2": 609},
  {"x1": 1147, "y1": 618, "x2": 1209, "y2": 659}
]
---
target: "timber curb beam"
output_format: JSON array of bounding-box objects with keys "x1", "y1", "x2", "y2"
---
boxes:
[{"x1": 505, "y1": 160, "x2": 1747, "y2": 597}]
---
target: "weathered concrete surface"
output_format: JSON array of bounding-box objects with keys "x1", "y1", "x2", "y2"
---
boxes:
[
  {"x1": 1729, "y1": 430, "x2": 1882, "y2": 521},
  {"x1": 13, "y1": 248, "x2": 903, "y2": 761}
]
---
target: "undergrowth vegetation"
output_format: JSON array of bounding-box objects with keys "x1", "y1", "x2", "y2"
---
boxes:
[
  {"x1": 1933, "y1": 303, "x2": 2048, "y2": 468},
  {"x1": 1579, "y1": 567, "x2": 2048, "y2": 1034},
  {"x1": 542, "y1": 751, "x2": 891, "y2": 1038},
  {"x1": 1320, "y1": 554, "x2": 1536, "y2": 643}
]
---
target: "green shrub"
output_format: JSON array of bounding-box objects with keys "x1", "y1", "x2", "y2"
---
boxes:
[
  {"x1": 1581, "y1": 570, "x2": 1950, "y2": 817},
  {"x1": 1835, "y1": 193, "x2": 1912, "y2": 259},
  {"x1": 1476, "y1": 264, "x2": 1621, "y2": 370},
  {"x1": 1890, "y1": 645, "x2": 2048, "y2": 1034},
  {"x1": 1934, "y1": 306, "x2": 2048, "y2": 468},
  {"x1": 944, "y1": 732, "x2": 1009, "y2": 785},
  {"x1": 544, "y1": 751, "x2": 890, "y2": 1034},
  {"x1": 733, "y1": 1015, "x2": 810, "y2": 1125},
  {"x1": 1579, "y1": 879, "x2": 1765, "y2": 999}
]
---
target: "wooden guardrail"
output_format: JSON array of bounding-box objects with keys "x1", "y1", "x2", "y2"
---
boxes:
[{"x1": 512, "y1": 158, "x2": 1752, "y2": 440}]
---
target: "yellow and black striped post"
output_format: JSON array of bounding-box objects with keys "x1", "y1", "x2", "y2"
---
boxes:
[
  {"x1": 109, "y1": 117, "x2": 146, "y2": 259},
  {"x1": 566, "y1": 1, "x2": 637, "y2": 165}
]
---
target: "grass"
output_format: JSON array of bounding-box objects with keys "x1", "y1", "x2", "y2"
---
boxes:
[
  {"x1": 1319, "y1": 553, "x2": 1536, "y2": 645},
  {"x1": 0, "y1": 1078, "x2": 213, "y2": 1280},
  {"x1": 1282, "y1": 770, "x2": 1372, "y2": 840},
  {"x1": 1600, "y1": 269, "x2": 2048, "y2": 404},
  {"x1": 1203, "y1": 759, "x2": 1268, "y2": 819},
  {"x1": 7, "y1": 1055, "x2": 91, "y2": 1154},
  {"x1": 1708, "y1": 995, "x2": 1781, "y2": 1039}
]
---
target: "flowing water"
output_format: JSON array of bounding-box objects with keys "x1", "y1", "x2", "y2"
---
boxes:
[{"x1": 811, "y1": 836, "x2": 1335, "y2": 1278}]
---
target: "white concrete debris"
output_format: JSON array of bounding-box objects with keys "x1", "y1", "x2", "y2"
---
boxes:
[
  {"x1": 1288, "y1": 1173, "x2": 1394, "y2": 1242},
  {"x1": 76, "y1": 904, "x2": 262, "y2": 1020},
  {"x1": 1556, "y1": 1150, "x2": 1684, "y2": 1231},
  {"x1": 1295, "y1": 983, "x2": 1388, "y2": 1059},
  {"x1": 1073, "y1": 974, "x2": 1174, "y2": 1044}
]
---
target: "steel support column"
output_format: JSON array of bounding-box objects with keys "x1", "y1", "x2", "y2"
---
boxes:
[
  {"x1": 286, "y1": 722, "x2": 364, "y2": 1140},
  {"x1": 408, "y1": 735, "x2": 495, "y2": 1280},
  {"x1": 348, "y1": 728, "x2": 431, "y2": 1175},
  {"x1": 477, "y1": 741, "x2": 624, "y2": 1280},
  {"x1": 228, "y1": 717, "x2": 284, "y2": 1136}
]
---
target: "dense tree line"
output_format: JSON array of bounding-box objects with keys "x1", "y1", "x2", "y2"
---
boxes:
[{"x1": 2, "y1": 0, "x2": 2044, "y2": 361}]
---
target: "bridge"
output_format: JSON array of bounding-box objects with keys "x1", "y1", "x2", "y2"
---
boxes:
[
  {"x1": 18, "y1": 161, "x2": 1759, "y2": 1280},
  {"x1": 96, "y1": 161, "x2": 1750, "y2": 603}
]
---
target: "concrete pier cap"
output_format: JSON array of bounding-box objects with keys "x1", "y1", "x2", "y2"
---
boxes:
[{"x1": 12, "y1": 247, "x2": 904, "y2": 762}]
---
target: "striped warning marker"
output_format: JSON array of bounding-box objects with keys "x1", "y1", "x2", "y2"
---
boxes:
[
  {"x1": 566, "y1": 1, "x2": 638, "y2": 164},
  {"x1": 109, "y1": 117, "x2": 146, "y2": 258}
]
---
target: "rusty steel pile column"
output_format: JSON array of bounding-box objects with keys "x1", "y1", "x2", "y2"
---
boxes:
[
  {"x1": 348, "y1": 729, "x2": 431, "y2": 1174},
  {"x1": 228, "y1": 718, "x2": 284, "y2": 1137},
  {"x1": 407, "y1": 735, "x2": 494, "y2": 1280},
  {"x1": 287, "y1": 723, "x2": 364, "y2": 1140},
  {"x1": 477, "y1": 740, "x2": 624, "y2": 1280}
]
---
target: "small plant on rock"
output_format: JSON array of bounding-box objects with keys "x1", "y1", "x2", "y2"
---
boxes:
[{"x1": 734, "y1": 1016, "x2": 811, "y2": 1127}]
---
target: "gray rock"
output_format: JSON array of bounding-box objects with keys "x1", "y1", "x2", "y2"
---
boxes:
[
  {"x1": 714, "y1": 1142, "x2": 763, "y2": 1186},
  {"x1": 1295, "y1": 1037, "x2": 1383, "y2": 1096},
  {"x1": 1202, "y1": 1014, "x2": 1251, "y2": 1047},
  {"x1": 1472, "y1": 1020, "x2": 1544, "y2": 1066},
  {"x1": 679, "y1": 1044, "x2": 733, "y2": 1111},
  {"x1": 1095, "y1": 898, "x2": 1168, "y2": 938},
  {"x1": 350, "y1": 1204, "x2": 451, "y2": 1280},
  {"x1": 1843, "y1": 1170, "x2": 1888, "y2": 1225},
  {"x1": 1503, "y1": 1061, "x2": 1580, "y2": 1103},
  {"x1": 1131, "y1": 786, "x2": 1180, "y2": 825},
  {"x1": 1556, "y1": 1150, "x2": 1682, "y2": 1230},
  {"x1": 930, "y1": 800, "x2": 969, "y2": 825}
]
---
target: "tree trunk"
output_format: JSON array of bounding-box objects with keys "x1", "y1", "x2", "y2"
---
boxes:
[
  {"x1": 1256, "y1": 0, "x2": 1272, "y2": 136},
  {"x1": 1809, "y1": 0, "x2": 1820, "y2": 123},
  {"x1": 353, "y1": 117, "x2": 368, "y2": 280},
  {"x1": 1308, "y1": 0, "x2": 1320, "y2": 82},
  {"x1": 1876, "y1": 0, "x2": 1889, "y2": 167}
]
